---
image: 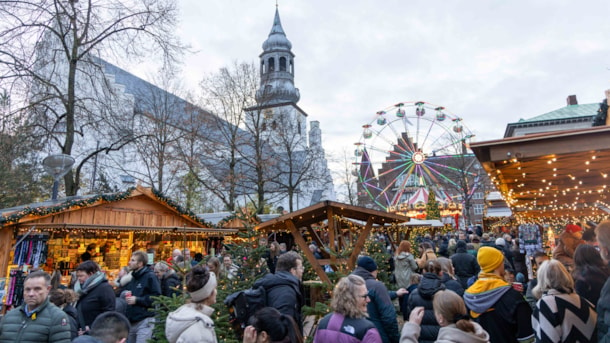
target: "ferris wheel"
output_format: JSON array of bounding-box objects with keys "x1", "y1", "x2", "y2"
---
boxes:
[{"x1": 353, "y1": 101, "x2": 476, "y2": 212}]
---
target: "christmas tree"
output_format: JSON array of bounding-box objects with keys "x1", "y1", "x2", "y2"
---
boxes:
[{"x1": 426, "y1": 187, "x2": 441, "y2": 219}]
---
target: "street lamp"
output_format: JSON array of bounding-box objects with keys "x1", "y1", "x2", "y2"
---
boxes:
[{"x1": 42, "y1": 154, "x2": 75, "y2": 200}]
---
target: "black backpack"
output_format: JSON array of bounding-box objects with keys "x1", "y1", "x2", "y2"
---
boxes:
[{"x1": 224, "y1": 285, "x2": 268, "y2": 338}]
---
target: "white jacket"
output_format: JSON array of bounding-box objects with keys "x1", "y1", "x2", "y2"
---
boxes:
[
  {"x1": 400, "y1": 322, "x2": 489, "y2": 343},
  {"x1": 165, "y1": 303, "x2": 217, "y2": 343}
]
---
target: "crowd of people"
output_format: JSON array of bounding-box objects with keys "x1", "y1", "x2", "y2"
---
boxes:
[{"x1": 1, "y1": 220, "x2": 610, "y2": 343}]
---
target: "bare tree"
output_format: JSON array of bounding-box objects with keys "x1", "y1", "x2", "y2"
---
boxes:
[
  {"x1": 267, "y1": 109, "x2": 327, "y2": 212},
  {"x1": 334, "y1": 147, "x2": 358, "y2": 206},
  {"x1": 0, "y1": 0, "x2": 184, "y2": 196},
  {"x1": 106, "y1": 67, "x2": 187, "y2": 194},
  {"x1": 0, "y1": 89, "x2": 49, "y2": 206}
]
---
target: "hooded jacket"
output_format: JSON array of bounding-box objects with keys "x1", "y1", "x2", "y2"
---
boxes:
[
  {"x1": 407, "y1": 273, "x2": 446, "y2": 343},
  {"x1": 464, "y1": 273, "x2": 533, "y2": 343},
  {"x1": 252, "y1": 270, "x2": 304, "y2": 333},
  {"x1": 400, "y1": 322, "x2": 490, "y2": 343},
  {"x1": 75, "y1": 272, "x2": 116, "y2": 329},
  {"x1": 450, "y1": 242, "x2": 480, "y2": 289},
  {"x1": 353, "y1": 267, "x2": 399, "y2": 343},
  {"x1": 165, "y1": 303, "x2": 217, "y2": 343},
  {"x1": 394, "y1": 252, "x2": 419, "y2": 289}
]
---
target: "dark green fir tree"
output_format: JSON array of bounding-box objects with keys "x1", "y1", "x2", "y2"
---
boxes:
[{"x1": 426, "y1": 188, "x2": 441, "y2": 219}]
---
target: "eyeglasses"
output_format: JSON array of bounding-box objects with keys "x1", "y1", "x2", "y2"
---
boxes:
[{"x1": 358, "y1": 294, "x2": 369, "y2": 299}]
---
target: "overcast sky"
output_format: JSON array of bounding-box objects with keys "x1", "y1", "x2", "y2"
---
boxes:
[{"x1": 133, "y1": 1, "x2": 610, "y2": 173}]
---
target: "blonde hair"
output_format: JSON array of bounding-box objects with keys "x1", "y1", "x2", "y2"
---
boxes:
[
  {"x1": 532, "y1": 259, "x2": 574, "y2": 299},
  {"x1": 331, "y1": 275, "x2": 367, "y2": 319},
  {"x1": 433, "y1": 290, "x2": 475, "y2": 333},
  {"x1": 436, "y1": 257, "x2": 454, "y2": 277}
]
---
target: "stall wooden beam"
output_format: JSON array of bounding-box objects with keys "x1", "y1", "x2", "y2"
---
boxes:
[
  {"x1": 286, "y1": 219, "x2": 330, "y2": 284},
  {"x1": 348, "y1": 217, "x2": 374, "y2": 270}
]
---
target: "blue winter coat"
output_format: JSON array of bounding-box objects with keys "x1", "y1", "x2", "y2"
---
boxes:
[{"x1": 352, "y1": 267, "x2": 399, "y2": 343}]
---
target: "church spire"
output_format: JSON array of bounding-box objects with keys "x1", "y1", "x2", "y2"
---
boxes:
[{"x1": 255, "y1": 7, "x2": 300, "y2": 105}]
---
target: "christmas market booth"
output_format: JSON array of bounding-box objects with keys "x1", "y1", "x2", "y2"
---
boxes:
[
  {"x1": 470, "y1": 125, "x2": 610, "y2": 247},
  {"x1": 255, "y1": 201, "x2": 410, "y2": 284},
  {"x1": 0, "y1": 185, "x2": 236, "y2": 310}
]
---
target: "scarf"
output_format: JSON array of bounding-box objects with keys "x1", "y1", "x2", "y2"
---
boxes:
[{"x1": 74, "y1": 271, "x2": 106, "y2": 295}]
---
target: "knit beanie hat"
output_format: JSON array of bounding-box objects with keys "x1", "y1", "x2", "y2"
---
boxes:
[
  {"x1": 357, "y1": 256, "x2": 378, "y2": 272},
  {"x1": 477, "y1": 246, "x2": 504, "y2": 273},
  {"x1": 189, "y1": 272, "x2": 217, "y2": 302}
]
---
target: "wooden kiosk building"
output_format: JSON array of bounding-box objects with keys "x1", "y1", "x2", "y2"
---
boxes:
[
  {"x1": 256, "y1": 201, "x2": 410, "y2": 284},
  {"x1": 0, "y1": 186, "x2": 235, "y2": 305}
]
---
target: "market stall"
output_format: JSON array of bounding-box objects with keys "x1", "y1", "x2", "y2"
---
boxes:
[{"x1": 0, "y1": 186, "x2": 236, "y2": 310}]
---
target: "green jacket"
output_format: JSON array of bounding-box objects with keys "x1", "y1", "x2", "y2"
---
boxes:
[{"x1": 0, "y1": 297, "x2": 71, "y2": 343}]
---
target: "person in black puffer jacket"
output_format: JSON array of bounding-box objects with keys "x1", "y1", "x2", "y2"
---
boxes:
[
  {"x1": 450, "y1": 240, "x2": 480, "y2": 289},
  {"x1": 406, "y1": 260, "x2": 445, "y2": 343},
  {"x1": 436, "y1": 257, "x2": 464, "y2": 297},
  {"x1": 49, "y1": 288, "x2": 80, "y2": 340}
]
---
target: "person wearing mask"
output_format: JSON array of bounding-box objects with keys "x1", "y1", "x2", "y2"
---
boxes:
[
  {"x1": 154, "y1": 262, "x2": 182, "y2": 297},
  {"x1": 595, "y1": 220, "x2": 610, "y2": 342},
  {"x1": 464, "y1": 246, "x2": 534, "y2": 343},
  {"x1": 352, "y1": 256, "x2": 401, "y2": 343},
  {"x1": 314, "y1": 275, "x2": 381, "y2": 343},
  {"x1": 253, "y1": 251, "x2": 305, "y2": 334},
  {"x1": 532, "y1": 259, "x2": 597, "y2": 342},
  {"x1": 165, "y1": 265, "x2": 218, "y2": 343},
  {"x1": 0, "y1": 271, "x2": 71, "y2": 343},
  {"x1": 124, "y1": 251, "x2": 162, "y2": 343},
  {"x1": 450, "y1": 240, "x2": 479, "y2": 289},
  {"x1": 74, "y1": 260, "x2": 116, "y2": 334},
  {"x1": 245, "y1": 307, "x2": 303, "y2": 343},
  {"x1": 401, "y1": 290, "x2": 490, "y2": 343},
  {"x1": 406, "y1": 260, "x2": 446, "y2": 343},
  {"x1": 572, "y1": 243, "x2": 610, "y2": 306}
]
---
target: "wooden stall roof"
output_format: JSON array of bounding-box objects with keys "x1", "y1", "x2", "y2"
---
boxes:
[
  {"x1": 255, "y1": 201, "x2": 409, "y2": 285},
  {"x1": 0, "y1": 185, "x2": 235, "y2": 234},
  {"x1": 470, "y1": 125, "x2": 610, "y2": 220},
  {"x1": 255, "y1": 200, "x2": 410, "y2": 232}
]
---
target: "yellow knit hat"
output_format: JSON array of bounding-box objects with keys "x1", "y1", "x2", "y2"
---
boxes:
[{"x1": 477, "y1": 246, "x2": 504, "y2": 272}]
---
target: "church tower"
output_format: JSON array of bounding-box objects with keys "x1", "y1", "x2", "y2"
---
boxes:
[{"x1": 251, "y1": 7, "x2": 307, "y2": 151}]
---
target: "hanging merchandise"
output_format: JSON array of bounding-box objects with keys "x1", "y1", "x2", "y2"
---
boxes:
[
  {"x1": 518, "y1": 223, "x2": 543, "y2": 280},
  {"x1": 6, "y1": 269, "x2": 26, "y2": 308},
  {"x1": 13, "y1": 234, "x2": 49, "y2": 268}
]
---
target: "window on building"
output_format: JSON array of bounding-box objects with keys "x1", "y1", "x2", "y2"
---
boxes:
[
  {"x1": 261, "y1": 60, "x2": 265, "y2": 73},
  {"x1": 268, "y1": 57, "x2": 275, "y2": 71},
  {"x1": 474, "y1": 203, "x2": 484, "y2": 215},
  {"x1": 279, "y1": 57, "x2": 286, "y2": 71},
  {"x1": 472, "y1": 192, "x2": 484, "y2": 200}
]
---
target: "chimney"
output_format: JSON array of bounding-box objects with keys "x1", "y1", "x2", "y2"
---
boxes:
[{"x1": 566, "y1": 95, "x2": 578, "y2": 106}]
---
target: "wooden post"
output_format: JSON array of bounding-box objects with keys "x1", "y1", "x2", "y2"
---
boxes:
[
  {"x1": 285, "y1": 220, "x2": 330, "y2": 284},
  {"x1": 327, "y1": 207, "x2": 336, "y2": 266},
  {"x1": 0, "y1": 226, "x2": 12, "y2": 278},
  {"x1": 348, "y1": 217, "x2": 374, "y2": 270}
]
